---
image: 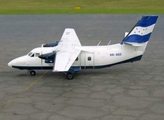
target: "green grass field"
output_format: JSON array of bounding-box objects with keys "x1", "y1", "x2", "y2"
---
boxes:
[{"x1": 0, "y1": 0, "x2": 163, "y2": 14}]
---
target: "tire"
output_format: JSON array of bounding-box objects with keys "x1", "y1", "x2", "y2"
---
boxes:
[
  {"x1": 67, "y1": 73, "x2": 74, "y2": 80},
  {"x1": 30, "y1": 70, "x2": 36, "y2": 76}
]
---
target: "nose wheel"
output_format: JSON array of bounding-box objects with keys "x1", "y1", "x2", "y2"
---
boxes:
[{"x1": 30, "y1": 70, "x2": 36, "y2": 76}]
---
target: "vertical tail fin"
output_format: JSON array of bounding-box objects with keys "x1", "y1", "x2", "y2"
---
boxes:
[{"x1": 121, "y1": 16, "x2": 158, "y2": 45}]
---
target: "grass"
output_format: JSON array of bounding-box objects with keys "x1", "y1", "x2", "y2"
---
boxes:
[{"x1": 0, "y1": 0, "x2": 163, "y2": 14}]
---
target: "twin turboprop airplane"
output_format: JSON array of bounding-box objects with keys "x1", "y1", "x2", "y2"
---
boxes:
[{"x1": 8, "y1": 16, "x2": 158, "y2": 80}]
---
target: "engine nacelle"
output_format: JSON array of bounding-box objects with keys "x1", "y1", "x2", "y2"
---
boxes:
[
  {"x1": 38, "y1": 52, "x2": 56, "y2": 60},
  {"x1": 43, "y1": 41, "x2": 59, "y2": 47}
]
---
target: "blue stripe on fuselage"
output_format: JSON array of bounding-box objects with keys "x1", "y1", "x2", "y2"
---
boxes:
[
  {"x1": 12, "y1": 55, "x2": 142, "y2": 70},
  {"x1": 12, "y1": 66, "x2": 53, "y2": 70}
]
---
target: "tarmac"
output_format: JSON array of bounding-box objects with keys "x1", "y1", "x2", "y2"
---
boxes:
[{"x1": 0, "y1": 15, "x2": 164, "y2": 120}]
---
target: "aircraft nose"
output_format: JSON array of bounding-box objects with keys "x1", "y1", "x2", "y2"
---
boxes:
[
  {"x1": 8, "y1": 59, "x2": 17, "y2": 67},
  {"x1": 8, "y1": 61, "x2": 12, "y2": 67}
]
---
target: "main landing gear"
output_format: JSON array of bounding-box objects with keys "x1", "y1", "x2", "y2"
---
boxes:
[
  {"x1": 29, "y1": 70, "x2": 36, "y2": 76},
  {"x1": 65, "y1": 67, "x2": 81, "y2": 80},
  {"x1": 66, "y1": 72, "x2": 74, "y2": 80}
]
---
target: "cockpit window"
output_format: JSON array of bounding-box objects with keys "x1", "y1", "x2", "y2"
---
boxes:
[
  {"x1": 28, "y1": 52, "x2": 32, "y2": 56},
  {"x1": 28, "y1": 52, "x2": 34, "y2": 57},
  {"x1": 28, "y1": 52, "x2": 40, "y2": 57}
]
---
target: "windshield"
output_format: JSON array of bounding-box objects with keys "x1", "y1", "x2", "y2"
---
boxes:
[{"x1": 28, "y1": 52, "x2": 34, "y2": 57}]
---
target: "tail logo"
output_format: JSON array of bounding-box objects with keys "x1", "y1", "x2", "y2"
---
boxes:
[{"x1": 122, "y1": 16, "x2": 158, "y2": 44}]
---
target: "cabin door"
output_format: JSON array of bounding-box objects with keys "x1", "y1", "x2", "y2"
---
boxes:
[
  {"x1": 85, "y1": 53, "x2": 94, "y2": 68},
  {"x1": 80, "y1": 53, "x2": 94, "y2": 69}
]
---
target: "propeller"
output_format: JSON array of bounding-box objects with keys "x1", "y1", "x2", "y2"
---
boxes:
[
  {"x1": 38, "y1": 43, "x2": 57, "y2": 65},
  {"x1": 38, "y1": 52, "x2": 56, "y2": 60},
  {"x1": 41, "y1": 44, "x2": 43, "y2": 67}
]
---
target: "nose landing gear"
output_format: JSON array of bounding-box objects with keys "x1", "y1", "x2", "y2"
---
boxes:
[{"x1": 29, "y1": 70, "x2": 36, "y2": 76}]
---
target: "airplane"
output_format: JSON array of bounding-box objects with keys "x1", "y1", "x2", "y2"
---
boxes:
[{"x1": 8, "y1": 15, "x2": 158, "y2": 80}]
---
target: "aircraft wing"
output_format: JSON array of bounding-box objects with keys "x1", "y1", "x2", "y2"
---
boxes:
[{"x1": 53, "y1": 28, "x2": 81, "y2": 72}]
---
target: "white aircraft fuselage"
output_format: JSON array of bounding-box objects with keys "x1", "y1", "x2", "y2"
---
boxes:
[
  {"x1": 8, "y1": 43, "x2": 145, "y2": 70},
  {"x1": 8, "y1": 15, "x2": 158, "y2": 79}
]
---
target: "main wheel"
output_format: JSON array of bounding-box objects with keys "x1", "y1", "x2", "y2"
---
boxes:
[
  {"x1": 67, "y1": 72, "x2": 74, "y2": 80},
  {"x1": 30, "y1": 70, "x2": 36, "y2": 76}
]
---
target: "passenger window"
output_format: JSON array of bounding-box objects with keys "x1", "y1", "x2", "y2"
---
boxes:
[{"x1": 88, "y1": 57, "x2": 91, "y2": 61}]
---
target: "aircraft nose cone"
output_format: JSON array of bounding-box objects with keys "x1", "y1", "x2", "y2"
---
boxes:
[
  {"x1": 8, "y1": 61, "x2": 13, "y2": 67},
  {"x1": 8, "y1": 59, "x2": 17, "y2": 67}
]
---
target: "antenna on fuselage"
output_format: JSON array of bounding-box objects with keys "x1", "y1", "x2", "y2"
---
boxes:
[
  {"x1": 97, "y1": 41, "x2": 101, "y2": 46},
  {"x1": 108, "y1": 40, "x2": 111, "y2": 45}
]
